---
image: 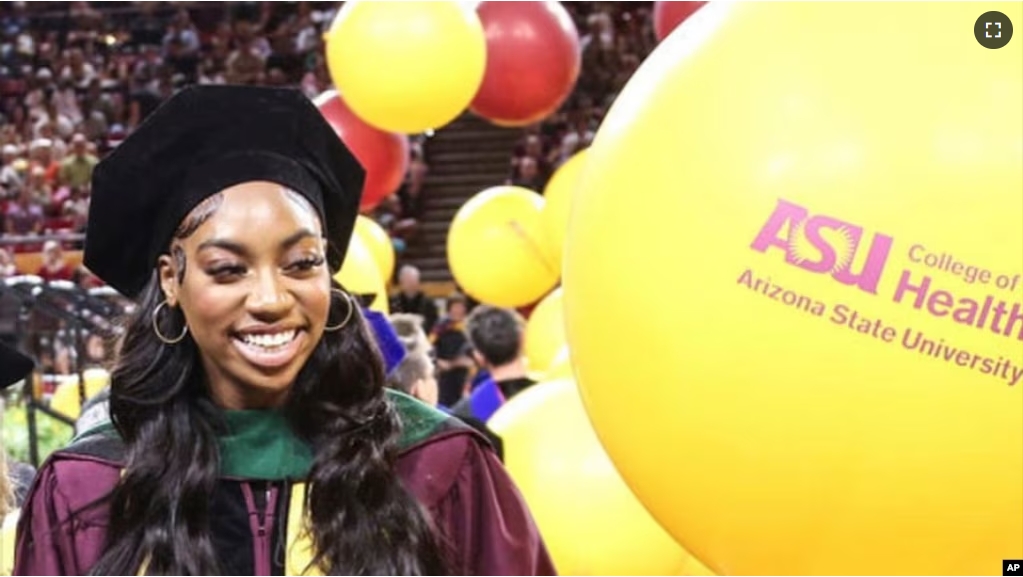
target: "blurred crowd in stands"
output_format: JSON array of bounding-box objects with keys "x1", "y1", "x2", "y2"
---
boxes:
[
  {"x1": 1, "y1": 1, "x2": 653, "y2": 264},
  {"x1": 0, "y1": 1, "x2": 651, "y2": 401},
  {"x1": 0, "y1": 2, "x2": 351, "y2": 268},
  {"x1": 507, "y1": 2, "x2": 657, "y2": 192}
]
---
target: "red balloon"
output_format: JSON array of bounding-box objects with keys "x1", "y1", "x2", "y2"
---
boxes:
[
  {"x1": 314, "y1": 90, "x2": 409, "y2": 212},
  {"x1": 653, "y1": 1, "x2": 706, "y2": 42},
  {"x1": 470, "y1": 1, "x2": 581, "y2": 127}
]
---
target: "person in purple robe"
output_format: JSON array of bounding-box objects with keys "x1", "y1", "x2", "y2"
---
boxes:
[{"x1": 13, "y1": 85, "x2": 555, "y2": 576}]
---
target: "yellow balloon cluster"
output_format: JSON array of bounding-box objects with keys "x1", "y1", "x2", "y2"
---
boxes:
[
  {"x1": 447, "y1": 186, "x2": 558, "y2": 307},
  {"x1": 334, "y1": 234, "x2": 388, "y2": 314},
  {"x1": 324, "y1": 1, "x2": 486, "y2": 134},
  {"x1": 489, "y1": 379, "x2": 713, "y2": 576},
  {"x1": 563, "y1": 2, "x2": 1022, "y2": 575}
]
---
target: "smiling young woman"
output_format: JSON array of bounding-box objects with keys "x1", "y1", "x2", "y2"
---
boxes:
[
  {"x1": 159, "y1": 183, "x2": 335, "y2": 411},
  {"x1": 11, "y1": 86, "x2": 554, "y2": 576}
]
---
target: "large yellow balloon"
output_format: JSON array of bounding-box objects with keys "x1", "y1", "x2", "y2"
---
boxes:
[
  {"x1": 489, "y1": 379, "x2": 713, "y2": 576},
  {"x1": 447, "y1": 186, "x2": 559, "y2": 307},
  {"x1": 541, "y1": 150, "x2": 589, "y2": 275},
  {"x1": 354, "y1": 215, "x2": 395, "y2": 285},
  {"x1": 325, "y1": 1, "x2": 486, "y2": 134},
  {"x1": 335, "y1": 234, "x2": 389, "y2": 314},
  {"x1": 563, "y1": 3, "x2": 1023, "y2": 575},
  {"x1": 524, "y1": 287, "x2": 566, "y2": 375},
  {"x1": 544, "y1": 344, "x2": 573, "y2": 380}
]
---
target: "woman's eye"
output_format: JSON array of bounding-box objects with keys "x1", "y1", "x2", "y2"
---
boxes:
[
  {"x1": 207, "y1": 264, "x2": 247, "y2": 279},
  {"x1": 288, "y1": 255, "x2": 325, "y2": 272}
]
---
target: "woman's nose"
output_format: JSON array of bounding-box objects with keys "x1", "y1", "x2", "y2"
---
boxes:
[{"x1": 245, "y1": 270, "x2": 293, "y2": 318}]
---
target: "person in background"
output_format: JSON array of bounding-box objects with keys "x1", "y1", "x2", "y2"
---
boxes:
[
  {"x1": 390, "y1": 313, "x2": 504, "y2": 461},
  {"x1": 27, "y1": 139, "x2": 59, "y2": 187},
  {"x1": 389, "y1": 313, "x2": 430, "y2": 357},
  {"x1": 22, "y1": 165, "x2": 51, "y2": 209},
  {"x1": 453, "y1": 305, "x2": 537, "y2": 423},
  {"x1": 0, "y1": 145, "x2": 24, "y2": 195},
  {"x1": 397, "y1": 157, "x2": 428, "y2": 222},
  {"x1": 57, "y1": 133, "x2": 98, "y2": 189},
  {"x1": 389, "y1": 264, "x2": 438, "y2": 334},
  {"x1": 431, "y1": 293, "x2": 475, "y2": 408},
  {"x1": 5, "y1": 186, "x2": 44, "y2": 236},
  {"x1": 385, "y1": 350, "x2": 438, "y2": 408},
  {"x1": 0, "y1": 249, "x2": 18, "y2": 278},
  {"x1": 35, "y1": 240, "x2": 75, "y2": 282},
  {"x1": 506, "y1": 156, "x2": 544, "y2": 192}
]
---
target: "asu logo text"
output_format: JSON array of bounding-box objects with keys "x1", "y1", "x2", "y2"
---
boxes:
[{"x1": 750, "y1": 199, "x2": 894, "y2": 294}]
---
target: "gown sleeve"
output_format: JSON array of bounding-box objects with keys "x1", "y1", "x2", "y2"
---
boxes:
[
  {"x1": 13, "y1": 457, "x2": 114, "y2": 576},
  {"x1": 13, "y1": 461, "x2": 74, "y2": 576},
  {"x1": 403, "y1": 433, "x2": 557, "y2": 576}
]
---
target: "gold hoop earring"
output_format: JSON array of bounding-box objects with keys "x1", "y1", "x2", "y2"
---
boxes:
[
  {"x1": 153, "y1": 300, "x2": 188, "y2": 344},
  {"x1": 324, "y1": 289, "x2": 355, "y2": 332}
]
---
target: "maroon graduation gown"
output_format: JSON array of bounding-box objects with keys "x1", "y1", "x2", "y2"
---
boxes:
[{"x1": 12, "y1": 428, "x2": 556, "y2": 575}]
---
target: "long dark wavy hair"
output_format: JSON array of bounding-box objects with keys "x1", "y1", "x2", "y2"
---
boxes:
[{"x1": 86, "y1": 198, "x2": 449, "y2": 575}]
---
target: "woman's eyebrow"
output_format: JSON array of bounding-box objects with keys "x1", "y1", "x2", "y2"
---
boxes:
[
  {"x1": 196, "y1": 238, "x2": 249, "y2": 257},
  {"x1": 280, "y1": 228, "x2": 319, "y2": 250},
  {"x1": 195, "y1": 229, "x2": 319, "y2": 256}
]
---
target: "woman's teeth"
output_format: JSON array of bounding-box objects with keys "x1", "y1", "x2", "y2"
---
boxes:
[{"x1": 238, "y1": 330, "x2": 297, "y2": 349}]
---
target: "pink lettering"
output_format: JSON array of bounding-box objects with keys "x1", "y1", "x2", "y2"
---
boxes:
[
  {"x1": 752, "y1": 198, "x2": 891, "y2": 294},
  {"x1": 800, "y1": 215, "x2": 841, "y2": 273},
  {"x1": 927, "y1": 290, "x2": 954, "y2": 317},
  {"x1": 750, "y1": 199, "x2": 807, "y2": 254},
  {"x1": 893, "y1": 269, "x2": 930, "y2": 309},
  {"x1": 991, "y1": 301, "x2": 1010, "y2": 336},
  {"x1": 1002, "y1": 303, "x2": 1023, "y2": 339},
  {"x1": 831, "y1": 229, "x2": 892, "y2": 295},
  {"x1": 893, "y1": 270, "x2": 1023, "y2": 342}
]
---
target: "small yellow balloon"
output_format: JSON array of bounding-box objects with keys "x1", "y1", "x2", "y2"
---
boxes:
[
  {"x1": 541, "y1": 150, "x2": 589, "y2": 275},
  {"x1": 447, "y1": 186, "x2": 558, "y2": 307},
  {"x1": 564, "y1": 2, "x2": 1023, "y2": 575},
  {"x1": 489, "y1": 379, "x2": 713, "y2": 576},
  {"x1": 335, "y1": 234, "x2": 389, "y2": 314},
  {"x1": 354, "y1": 215, "x2": 395, "y2": 285},
  {"x1": 325, "y1": 1, "x2": 486, "y2": 134},
  {"x1": 49, "y1": 369, "x2": 110, "y2": 420},
  {"x1": 524, "y1": 287, "x2": 566, "y2": 374}
]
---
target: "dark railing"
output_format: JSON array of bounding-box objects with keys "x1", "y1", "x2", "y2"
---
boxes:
[
  {"x1": 0, "y1": 270, "x2": 128, "y2": 467},
  {"x1": 0, "y1": 232, "x2": 86, "y2": 249}
]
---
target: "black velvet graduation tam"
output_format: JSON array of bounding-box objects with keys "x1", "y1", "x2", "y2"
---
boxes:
[
  {"x1": 0, "y1": 342, "x2": 34, "y2": 390},
  {"x1": 85, "y1": 85, "x2": 365, "y2": 298}
]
